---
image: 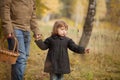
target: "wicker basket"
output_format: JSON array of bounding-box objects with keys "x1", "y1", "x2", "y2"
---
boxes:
[{"x1": 0, "y1": 37, "x2": 20, "y2": 64}]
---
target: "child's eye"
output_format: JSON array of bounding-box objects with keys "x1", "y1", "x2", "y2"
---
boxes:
[{"x1": 60, "y1": 28, "x2": 64, "y2": 30}]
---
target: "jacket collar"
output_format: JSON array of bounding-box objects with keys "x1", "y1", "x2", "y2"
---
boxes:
[{"x1": 52, "y1": 35, "x2": 64, "y2": 40}]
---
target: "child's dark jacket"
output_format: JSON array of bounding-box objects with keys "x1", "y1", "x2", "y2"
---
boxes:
[{"x1": 35, "y1": 35, "x2": 85, "y2": 74}]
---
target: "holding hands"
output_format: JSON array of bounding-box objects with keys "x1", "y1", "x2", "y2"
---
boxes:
[{"x1": 34, "y1": 34, "x2": 42, "y2": 40}]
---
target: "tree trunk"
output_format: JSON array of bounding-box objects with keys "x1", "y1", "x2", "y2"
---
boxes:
[{"x1": 79, "y1": 0, "x2": 96, "y2": 48}]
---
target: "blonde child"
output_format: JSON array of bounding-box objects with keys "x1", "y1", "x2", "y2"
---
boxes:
[{"x1": 35, "y1": 20, "x2": 89, "y2": 80}]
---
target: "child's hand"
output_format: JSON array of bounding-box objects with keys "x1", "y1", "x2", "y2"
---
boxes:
[
  {"x1": 34, "y1": 34, "x2": 42, "y2": 40},
  {"x1": 85, "y1": 49, "x2": 90, "y2": 53}
]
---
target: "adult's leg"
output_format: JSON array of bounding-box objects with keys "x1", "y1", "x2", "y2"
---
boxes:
[
  {"x1": 23, "y1": 31, "x2": 31, "y2": 61},
  {"x1": 9, "y1": 29, "x2": 31, "y2": 80}
]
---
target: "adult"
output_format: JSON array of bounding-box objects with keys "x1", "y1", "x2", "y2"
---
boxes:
[{"x1": 0, "y1": 0, "x2": 41, "y2": 80}]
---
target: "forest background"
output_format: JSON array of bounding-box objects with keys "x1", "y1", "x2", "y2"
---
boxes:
[{"x1": 0, "y1": 0, "x2": 120, "y2": 80}]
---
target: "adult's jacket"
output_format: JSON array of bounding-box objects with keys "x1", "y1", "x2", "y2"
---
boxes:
[{"x1": 0, "y1": 0, "x2": 40, "y2": 35}]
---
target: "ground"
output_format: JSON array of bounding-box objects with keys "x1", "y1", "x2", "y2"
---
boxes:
[{"x1": 0, "y1": 21, "x2": 120, "y2": 80}]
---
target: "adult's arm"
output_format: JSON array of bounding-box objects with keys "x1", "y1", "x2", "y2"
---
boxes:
[
  {"x1": 0, "y1": 0, "x2": 13, "y2": 36},
  {"x1": 30, "y1": 0, "x2": 41, "y2": 36}
]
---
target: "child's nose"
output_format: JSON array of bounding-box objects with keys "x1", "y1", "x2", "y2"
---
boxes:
[{"x1": 64, "y1": 31, "x2": 66, "y2": 34}]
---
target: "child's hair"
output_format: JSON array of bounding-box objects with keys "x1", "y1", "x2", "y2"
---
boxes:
[{"x1": 52, "y1": 20, "x2": 68, "y2": 35}]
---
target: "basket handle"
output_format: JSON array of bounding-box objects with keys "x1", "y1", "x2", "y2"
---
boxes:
[{"x1": 2, "y1": 37, "x2": 18, "y2": 53}]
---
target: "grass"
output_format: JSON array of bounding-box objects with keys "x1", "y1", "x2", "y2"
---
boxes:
[{"x1": 0, "y1": 20, "x2": 120, "y2": 80}]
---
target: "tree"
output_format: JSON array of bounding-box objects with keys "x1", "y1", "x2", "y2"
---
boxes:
[
  {"x1": 37, "y1": 0, "x2": 61, "y2": 21},
  {"x1": 60, "y1": 0, "x2": 77, "y2": 19},
  {"x1": 35, "y1": 0, "x2": 49, "y2": 18},
  {"x1": 79, "y1": 0, "x2": 96, "y2": 48},
  {"x1": 72, "y1": 0, "x2": 88, "y2": 27}
]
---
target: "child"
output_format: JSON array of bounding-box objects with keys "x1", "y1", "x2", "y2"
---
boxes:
[{"x1": 35, "y1": 20, "x2": 89, "y2": 80}]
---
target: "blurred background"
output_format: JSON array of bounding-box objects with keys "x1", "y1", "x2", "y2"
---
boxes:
[{"x1": 0, "y1": 0, "x2": 120, "y2": 80}]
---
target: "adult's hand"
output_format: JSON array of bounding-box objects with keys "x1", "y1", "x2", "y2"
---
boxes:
[
  {"x1": 34, "y1": 34, "x2": 42, "y2": 40},
  {"x1": 7, "y1": 33, "x2": 14, "y2": 38}
]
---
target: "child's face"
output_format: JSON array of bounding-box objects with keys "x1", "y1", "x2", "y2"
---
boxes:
[{"x1": 57, "y1": 26, "x2": 67, "y2": 36}]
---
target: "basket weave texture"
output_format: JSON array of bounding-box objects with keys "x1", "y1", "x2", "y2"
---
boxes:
[{"x1": 0, "y1": 37, "x2": 19, "y2": 64}]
